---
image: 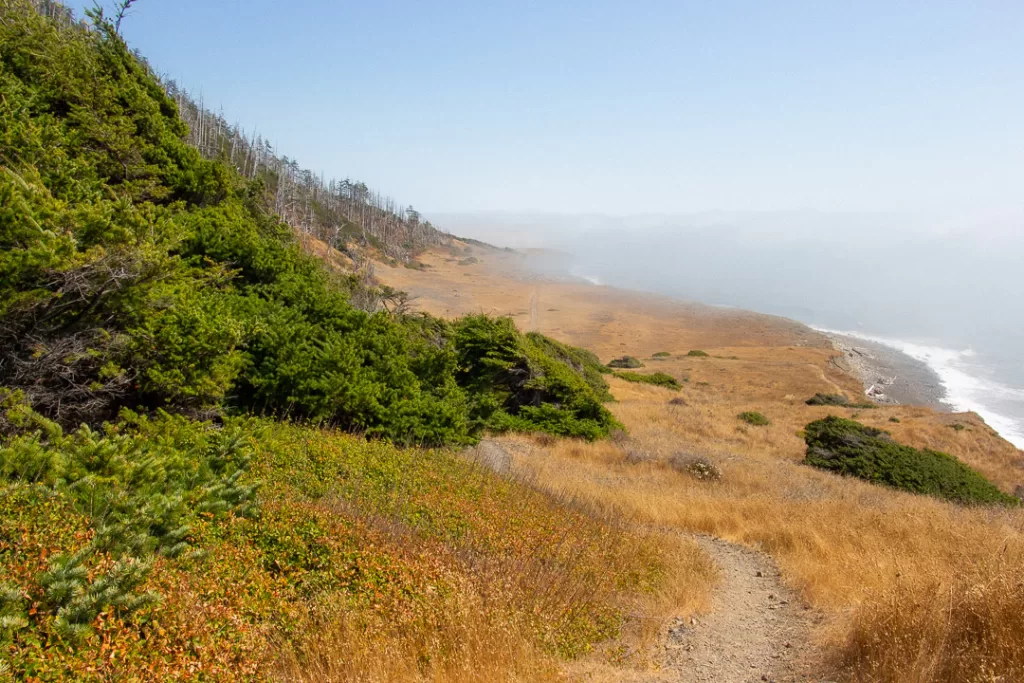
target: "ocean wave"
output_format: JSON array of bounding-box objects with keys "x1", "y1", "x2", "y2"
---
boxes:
[{"x1": 812, "y1": 327, "x2": 1024, "y2": 449}]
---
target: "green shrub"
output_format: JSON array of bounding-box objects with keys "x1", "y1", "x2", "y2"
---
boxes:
[
  {"x1": 803, "y1": 416, "x2": 1017, "y2": 505},
  {"x1": 686, "y1": 350, "x2": 710, "y2": 358},
  {"x1": 454, "y1": 316, "x2": 619, "y2": 439},
  {"x1": 889, "y1": 416, "x2": 901, "y2": 423},
  {"x1": 806, "y1": 393, "x2": 850, "y2": 406},
  {"x1": 612, "y1": 371, "x2": 682, "y2": 391},
  {"x1": 0, "y1": 3, "x2": 616, "y2": 447},
  {"x1": 738, "y1": 411, "x2": 770, "y2": 426},
  {"x1": 651, "y1": 352, "x2": 672, "y2": 358},
  {"x1": 805, "y1": 393, "x2": 877, "y2": 409},
  {"x1": 526, "y1": 332, "x2": 614, "y2": 400},
  {"x1": 607, "y1": 356, "x2": 644, "y2": 369}
]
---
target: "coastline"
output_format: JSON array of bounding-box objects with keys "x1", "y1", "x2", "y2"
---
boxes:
[{"x1": 821, "y1": 332, "x2": 949, "y2": 411}]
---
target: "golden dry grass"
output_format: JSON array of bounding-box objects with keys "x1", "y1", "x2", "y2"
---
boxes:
[{"x1": 377, "y1": 244, "x2": 1024, "y2": 682}]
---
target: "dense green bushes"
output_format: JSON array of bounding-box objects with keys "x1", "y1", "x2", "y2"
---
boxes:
[
  {"x1": 456, "y1": 317, "x2": 619, "y2": 439},
  {"x1": 612, "y1": 371, "x2": 682, "y2": 391},
  {"x1": 0, "y1": 2, "x2": 614, "y2": 446},
  {"x1": 607, "y1": 356, "x2": 644, "y2": 369},
  {"x1": 803, "y1": 416, "x2": 1017, "y2": 505}
]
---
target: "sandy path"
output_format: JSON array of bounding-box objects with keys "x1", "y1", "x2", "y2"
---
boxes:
[
  {"x1": 468, "y1": 440, "x2": 821, "y2": 682},
  {"x1": 664, "y1": 536, "x2": 817, "y2": 683}
]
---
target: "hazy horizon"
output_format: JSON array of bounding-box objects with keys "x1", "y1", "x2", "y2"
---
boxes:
[{"x1": 432, "y1": 209, "x2": 1024, "y2": 446}]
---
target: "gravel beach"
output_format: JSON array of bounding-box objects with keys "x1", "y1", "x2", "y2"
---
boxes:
[{"x1": 825, "y1": 333, "x2": 949, "y2": 411}]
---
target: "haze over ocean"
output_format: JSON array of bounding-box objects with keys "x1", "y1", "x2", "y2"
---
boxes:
[{"x1": 437, "y1": 211, "x2": 1024, "y2": 449}]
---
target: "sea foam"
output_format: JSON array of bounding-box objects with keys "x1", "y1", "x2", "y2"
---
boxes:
[{"x1": 813, "y1": 327, "x2": 1024, "y2": 450}]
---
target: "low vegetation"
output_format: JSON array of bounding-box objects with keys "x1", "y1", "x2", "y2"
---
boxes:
[
  {"x1": 806, "y1": 393, "x2": 876, "y2": 409},
  {"x1": 0, "y1": 398, "x2": 669, "y2": 680},
  {"x1": 612, "y1": 371, "x2": 682, "y2": 391},
  {"x1": 686, "y1": 350, "x2": 710, "y2": 358},
  {"x1": 669, "y1": 453, "x2": 723, "y2": 482},
  {"x1": 803, "y1": 417, "x2": 1017, "y2": 505},
  {"x1": 805, "y1": 393, "x2": 851, "y2": 406},
  {"x1": 651, "y1": 351, "x2": 672, "y2": 358},
  {"x1": 737, "y1": 411, "x2": 771, "y2": 426},
  {"x1": 607, "y1": 356, "x2": 644, "y2": 369}
]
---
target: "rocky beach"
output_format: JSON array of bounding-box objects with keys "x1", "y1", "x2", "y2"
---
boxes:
[{"x1": 825, "y1": 332, "x2": 949, "y2": 411}]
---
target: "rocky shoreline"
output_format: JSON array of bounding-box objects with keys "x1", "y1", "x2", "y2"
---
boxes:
[{"x1": 824, "y1": 333, "x2": 950, "y2": 411}]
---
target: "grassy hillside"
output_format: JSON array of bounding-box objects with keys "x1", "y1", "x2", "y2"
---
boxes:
[
  {"x1": 0, "y1": 400, "x2": 677, "y2": 680},
  {"x1": 0, "y1": 3, "x2": 659, "y2": 680},
  {"x1": 374, "y1": 246, "x2": 1024, "y2": 683}
]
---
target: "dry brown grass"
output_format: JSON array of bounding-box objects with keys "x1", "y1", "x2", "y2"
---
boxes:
[
  {"x1": 375, "y1": 245, "x2": 1024, "y2": 682},
  {"x1": 274, "y1": 588, "x2": 559, "y2": 683},
  {"x1": 259, "y1": 425, "x2": 718, "y2": 683}
]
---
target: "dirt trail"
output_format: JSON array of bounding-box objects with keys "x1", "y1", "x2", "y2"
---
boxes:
[
  {"x1": 663, "y1": 536, "x2": 818, "y2": 683},
  {"x1": 468, "y1": 440, "x2": 821, "y2": 682}
]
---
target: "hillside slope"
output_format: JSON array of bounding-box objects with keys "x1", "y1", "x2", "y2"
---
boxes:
[
  {"x1": 0, "y1": 4, "x2": 702, "y2": 680},
  {"x1": 375, "y1": 242, "x2": 1024, "y2": 683}
]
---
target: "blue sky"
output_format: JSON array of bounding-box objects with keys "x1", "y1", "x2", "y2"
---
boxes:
[{"x1": 72, "y1": 0, "x2": 1024, "y2": 215}]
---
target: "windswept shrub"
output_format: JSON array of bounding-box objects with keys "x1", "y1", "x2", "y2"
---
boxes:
[
  {"x1": 686, "y1": 350, "x2": 710, "y2": 358},
  {"x1": 803, "y1": 416, "x2": 1017, "y2": 505},
  {"x1": 526, "y1": 332, "x2": 614, "y2": 400},
  {"x1": 612, "y1": 371, "x2": 682, "y2": 391},
  {"x1": 806, "y1": 393, "x2": 850, "y2": 406},
  {"x1": 806, "y1": 393, "x2": 876, "y2": 409},
  {"x1": 738, "y1": 411, "x2": 771, "y2": 427},
  {"x1": 651, "y1": 352, "x2": 672, "y2": 358},
  {"x1": 455, "y1": 316, "x2": 619, "y2": 440},
  {"x1": 607, "y1": 356, "x2": 644, "y2": 369}
]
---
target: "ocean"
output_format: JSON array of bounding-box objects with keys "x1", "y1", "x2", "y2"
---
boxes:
[
  {"x1": 809, "y1": 328, "x2": 1024, "y2": 449},
  {"x1": 528, "y1": 214, "x2": 1024, "y2": 450}
]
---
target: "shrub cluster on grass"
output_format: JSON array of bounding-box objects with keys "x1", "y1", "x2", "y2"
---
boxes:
[
  {"x1": 526, "y1": 332, "x2": 614, "y2": 401},
  {"x1": 612, "y1": 371, "x2": 682, "y2": 391},
  {"x1": 651, "y1": 352, "x2": 672, "y2": 358},
  {"x1": 455, "y1": 317, "x2": 620, "y2": 440},
  {"x1": 607, "y1": 356, "x2": 644, "y2": 369},
  {"x1": 806, "y1": 393, "x2": 851, "y2": 406},
  {"x1": 686, "y1": 350, "x2": 710, "y2": 358},
  {"x1": 803, "y1": 416, "x2": 1017, "y2": 505},
  {"x1": 738, "y1": 411, "x2": 771, "y2": 426},
  {"x1": 806, "y1": 393, "x2": 876, "y2": 409}
]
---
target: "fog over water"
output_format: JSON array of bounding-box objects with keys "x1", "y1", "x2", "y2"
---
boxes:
[{"x1": 435, "y1": 211, "x2": 1024, "y2": 448}]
